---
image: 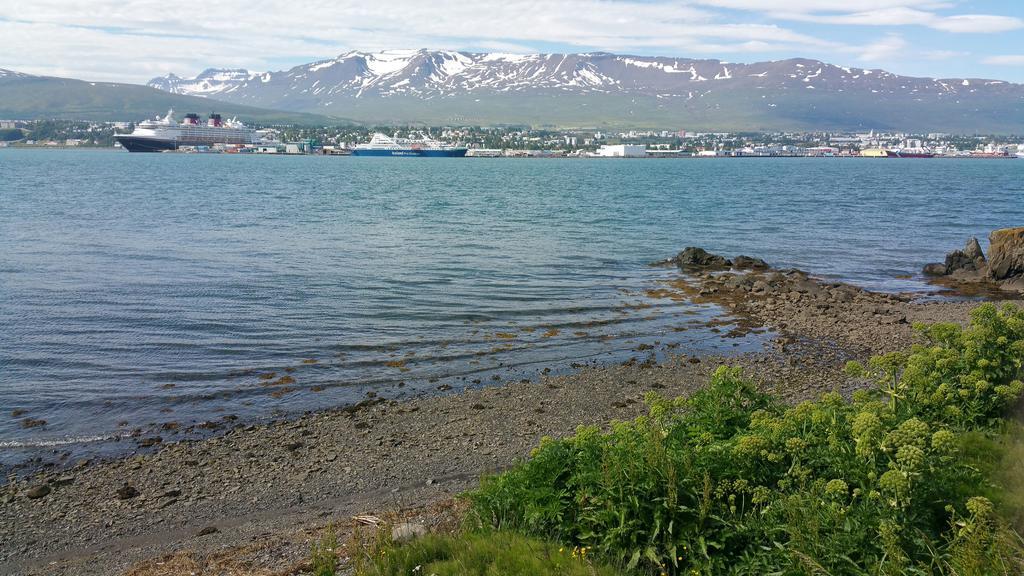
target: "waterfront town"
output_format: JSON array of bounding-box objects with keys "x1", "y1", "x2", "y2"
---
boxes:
[{"x1": 1, "y1": 117, "x2": 1021, "y2": 157}]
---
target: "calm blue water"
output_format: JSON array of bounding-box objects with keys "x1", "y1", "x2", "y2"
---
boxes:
[{"x1": 1, "y1": 150, "x2": 1022, "y2": 471}]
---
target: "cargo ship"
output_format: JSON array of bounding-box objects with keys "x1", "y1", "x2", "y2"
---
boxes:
[
  {"x1": 115, "y1": 110, "x2": 256, "y2": 152},
  {"x1": 352, "y1": 132, "x2": 467, "y2": 157}
]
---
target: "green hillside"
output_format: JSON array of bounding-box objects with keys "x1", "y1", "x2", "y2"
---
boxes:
[{"x1": 0, "y1": 73, "x2": 348, "y2": 126}]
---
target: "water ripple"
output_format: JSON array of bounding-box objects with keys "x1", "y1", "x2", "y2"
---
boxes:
[{"x1": 1, "y1": 150, "x2": 1022, "y2": 469}]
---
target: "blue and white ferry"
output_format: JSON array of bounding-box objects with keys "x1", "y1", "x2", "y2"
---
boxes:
[{"x1": 352, "y1": 132, "x2": 467, "y2": 157}]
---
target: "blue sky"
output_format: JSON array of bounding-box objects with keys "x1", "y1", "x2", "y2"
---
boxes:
[{"x1": 2, "y1": 0, "x2": 1023, "y2": 83}]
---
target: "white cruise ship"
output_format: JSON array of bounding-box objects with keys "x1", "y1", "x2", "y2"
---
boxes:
[{"x1": 115, "y1": 109, "x2": 256, "y2": 152}]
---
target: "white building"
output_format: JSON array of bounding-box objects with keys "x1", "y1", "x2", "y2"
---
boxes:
[{"x1": 594, "y1": 144, "x2": 647, "y2": 157}]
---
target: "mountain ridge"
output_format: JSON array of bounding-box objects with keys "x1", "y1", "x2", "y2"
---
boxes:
[{"x1": 145, "y1": 49, "x2": 1024, "y2": 132}]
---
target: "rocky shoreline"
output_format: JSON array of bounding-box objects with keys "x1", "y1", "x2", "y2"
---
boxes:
[
  {"x1": 922, "y1": 227, "x2": 1024, "y2": 293},
  {"x1": 0, "y1": 253, "x2": 1005, "y2": 576}
]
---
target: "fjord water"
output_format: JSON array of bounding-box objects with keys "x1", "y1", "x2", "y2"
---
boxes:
[{"x1": 2, "y1": 150, "x2": 1022, "y2": 469}]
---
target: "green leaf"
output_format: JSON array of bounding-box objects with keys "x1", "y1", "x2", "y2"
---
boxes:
[{"x1": 626, "y1": 550, "x2": 641, "y2": 570}]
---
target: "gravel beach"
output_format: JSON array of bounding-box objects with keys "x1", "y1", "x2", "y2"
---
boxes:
[{"x1": 0, "y1": 265, "x2": 1005, "y2": 576}]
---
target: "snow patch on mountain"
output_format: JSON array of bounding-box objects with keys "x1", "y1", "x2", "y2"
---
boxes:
[
  {"x1": 618, "y1": 57, "x2": 686, "y2": 74},
  {"x1": 363, "y1": 50, "x2": 418, "y2": 77},
  {"x1": 308, "y1": 60, "x2": 338, "y2": 73}
]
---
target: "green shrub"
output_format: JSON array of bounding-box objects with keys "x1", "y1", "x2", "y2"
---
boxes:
[
  {"x1": 470, "y1": 303, "x2": 1024, "y2": 575},
  {"x1": 353, "y1": 529, "x2": 620, "y2": 576}
]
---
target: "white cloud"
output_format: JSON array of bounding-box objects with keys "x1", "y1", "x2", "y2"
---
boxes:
[
  {"x1": 843, "y1": 36, "x2": 973, "y2": 66},
  {"x1": 693, "y1": 1, "x2": 1024, "y2": 33},
  {"x1": 922, "y1": 50, "x2": 969, "y2": 61},
  {"x1": 930, "y1": 15, "x2": 1024, "y2": 33},
  {"x1": 855, "y1": 34, "x2": 909, "y2": 63},
  {"x1": 468, "y1": 41, "x2": 540, "y2": 54},
  {"x1": 983, "y1": 55, "x2": 1024, "y2": 66},
  {"x1": 773, "y1": 8, "x2": 941, "y2": 27},
  {"x1": 694, "y1": 0, "x2": 953, "y2": 11}
]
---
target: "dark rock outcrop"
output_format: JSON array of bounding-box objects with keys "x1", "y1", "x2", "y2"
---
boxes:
[
  {"x1": 923, "y1": 237, "x2": 986, "y2": 277},
  {"x1": 948, "y1": 237, "x2": 987, "y2": 277},
  {"x1": 922, "y1": 229, "x2": 1023, "y2": 292},
  {"x1": 965, "y1": 237, "x2": 985, "y2": 261},
  {"x1": 733, "y1": 255, "x2": 769, "y2": 270},
  {"x1": 675, "y1": 247, "x2": 732, "y2": 268},
  {"x1": 653, "y1": 248, "x2": 769, "y2": 272},
  {"x1": 944, "y1": 250, "x2": 978, "y2": 274},
  {"x1": 988, "y1": 227, "x2": 1024, "y2": 281}
]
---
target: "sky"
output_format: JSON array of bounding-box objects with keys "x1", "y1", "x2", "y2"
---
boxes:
[{"x1": 2, "y1": 0, "x2": 1023, "y2": 84}]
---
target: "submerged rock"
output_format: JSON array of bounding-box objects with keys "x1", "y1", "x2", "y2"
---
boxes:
[
  {"x1": 137, "y1": 436, "x2": 162, "y2": 448},
  {"x1": 20, "y1": 418, "x2": 46, "y2": 429}
]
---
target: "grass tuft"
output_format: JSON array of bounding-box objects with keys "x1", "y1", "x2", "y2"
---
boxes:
[{"x1": 352, "y1": 530, "x2": 619, "y2": 576}]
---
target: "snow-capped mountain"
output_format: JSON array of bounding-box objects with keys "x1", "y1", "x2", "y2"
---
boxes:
[
  {"x1": 147, "y1": 68, "x2": 257, "y2": 98},
  {"x1": 147, "y1": 49, "x2": 1024, "y2": 130}
]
